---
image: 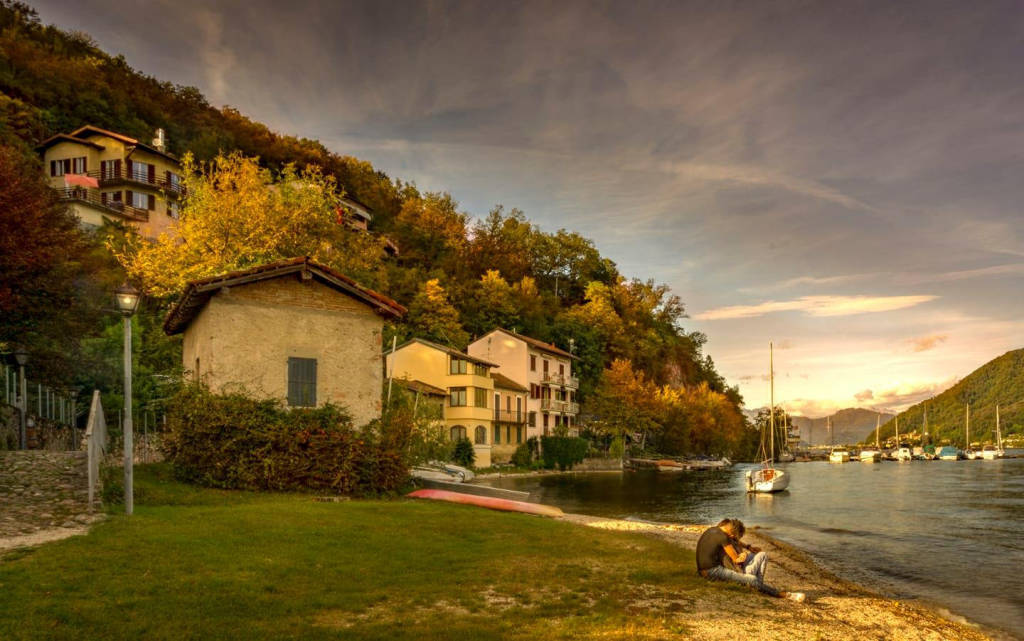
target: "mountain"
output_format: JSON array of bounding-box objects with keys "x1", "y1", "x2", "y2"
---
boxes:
[
  {"x1": 873, "y1": 349, "x2": 1024, "y2": 447},
  {"x1": 790, "y1": 408, "x2": 894, "y2": 446}
]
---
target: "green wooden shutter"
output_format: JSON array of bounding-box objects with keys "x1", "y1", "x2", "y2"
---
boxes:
[{"x1": 287, "y1": 357, "x2": 317, "y2": 407}]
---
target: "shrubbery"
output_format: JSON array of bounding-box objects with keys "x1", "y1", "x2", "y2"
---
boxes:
[
  {"x1": 511, "y1": 436, "x2": 541, "y2": 468},
  {"x1": 162, "y1": 384, "x2": 408, "y2": 495},
  {"x1": 540, "y1": 436, "x2": 588, "y2": 471},
  {"x1": 451, "y1": 437, "x2": 475, "y2": 468}
]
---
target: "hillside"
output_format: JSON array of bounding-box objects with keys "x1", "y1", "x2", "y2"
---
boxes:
[
  {"x1": 790, "y1": 408, "x2": 894, "y2": 446},
  {"x1": 869, "y1": 349, "x2": 1024, "y2": 447}
]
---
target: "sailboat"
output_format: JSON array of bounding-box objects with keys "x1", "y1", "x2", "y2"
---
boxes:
[
  {"x1": 860, "y1": 414, "x2": 882, "y2": 462},
  {"x1": 777, "y1": 408, "x2": 796, "y2": 462},
  {"x1": 828, "y1": 416, "x2": 850, "y2": 462},
  {"x1": 895, "y1": 415, "x2": 913, "y2": 461},
  {"x1": 964, "y1": 404, "x2": 979, "y2": 460},
  {"x1": 981, "y1": 404, "x2": 1005, "y2": 460},
  {"x1": 746, "y1": 343, "x2": 791, "y2": 493}
]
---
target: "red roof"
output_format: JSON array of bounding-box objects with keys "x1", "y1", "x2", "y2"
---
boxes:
[
  {"x1": 485, "y1": 328, "x2": 577, "y2": 359},
  {"x1": 164, "y1": 257, "x2": 406, "y2": 334}
]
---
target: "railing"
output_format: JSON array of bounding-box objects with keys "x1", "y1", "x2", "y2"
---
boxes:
[
  {"x1": 56, "y1": 188, "x2": 150, "y2": 222},
  {"x1": 541, "y1": 372, "x2": 579, "y2": 389},
  {"x1": 493, "y1": 410, "x2": 526, "y2": 425},
  {"x1": 84, "y1": 390, "x2": 107, "y2": 508},
  {"x1": 85, "y1": 168, "x2": 184, "y2": 196},
  {"x1": 540, "y1": 399, "x2": 580, "y2": 414}
]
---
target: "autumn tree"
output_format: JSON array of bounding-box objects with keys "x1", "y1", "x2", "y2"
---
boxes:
[
  {"x1": 404, "y1": 279, "x2": 469, "y2": 349},
  {"x1": 115, "y1": 153, "x2": 390, "y2": 297},
  {"x1": 587, "y1": 359, "x2": 661, "y2": 449}
]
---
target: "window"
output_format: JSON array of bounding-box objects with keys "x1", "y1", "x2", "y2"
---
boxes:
[
  {"x1": 543, "y1": 414, "x2": 549, "y2": 428},
  {"x1": 450, "y1": 425, "x2": 467, "y2": 441},
  {"x1": 474, "y1": 425, "x2": 486, "y2": 444},
  {"x1": 287, "y1": 357, "x2": 317, "y2": 407},
  {"x1": 474, "y1": 387, "x2": 488, "y2": 408},
  {"x1": 449, "y1": 387, "x2": 467, "y2": 407},
  {"x1": 101, "y1": 159, "x2": 121, "y2": 180},
  {"x1": 528, "y1": 412, "x2": 536, "y2": 427},
  {"x1": 516, "y1": 397, "x2": 522, "y2": 420},
  {"x1": 168, "y1": 171, "x2": 181, "y2": 189},
  {"x1": 543, "y1": 360, "x2": 549, "y2": 374},
  {"x1": 194, "y1": 357, "x2": 200, "y2": 382},
  {"x1": 167, "y1": 201, "x2": 180, "y2": 218},
  {"x1": 126, "y1": 190, "x2": 154, "y2": 210},
  {"x1": 530, "y1": 384, "x2": 540, "y2": 399},
  {"x1": 127, "y1": 160, "x2": 154, "y2": 183},
  {"x1": 450, "y1": 357, "x2": 468, "y2": 374},
  {"x1": 530, "y1": 355, "x2": 537, "y2": 371},
  {"x1": 473, "y1": 363, "x2": 488, "y2": 376},
  {"x1": 50, "y1": 157, "x2": 86, "y2": 177},
  {"x1": 559, "y1": 363, "x2": 564, "y2": 376},
  {"x1": 101, "y1": 191, "x2": 123, "y2": 206},
  {"x1": 516, "y1": 426, "x2": 523, "y2": 443},
  {"x1": 494, "y1": 393, "x2": 500, "y2": 419},
  {"x1": 506, "y1": 426, "x2": 512, "y2": 444},
  {"x1": 493, "y1": 425, "x2": 501, "y2": 444}
]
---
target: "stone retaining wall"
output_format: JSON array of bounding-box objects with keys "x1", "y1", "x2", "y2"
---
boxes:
[{"x1": 0, "y1": 451, "x2": 99, "y2": 541}]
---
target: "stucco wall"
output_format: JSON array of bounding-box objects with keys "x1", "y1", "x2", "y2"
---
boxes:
[{"x1": 181, "y1": 275, "x2": 384, "y2": 426}]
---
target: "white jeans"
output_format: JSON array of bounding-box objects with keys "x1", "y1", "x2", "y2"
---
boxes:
[{"x1": 706, "y1": 551, "x2": 780, "y2": 597}]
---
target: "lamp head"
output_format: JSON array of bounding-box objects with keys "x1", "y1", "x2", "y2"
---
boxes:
[
  {"x1": 12, "y1": 347, "x2": 28, "y2": 367},
  {"x1": 115, "y1": 283, "x2": 141, "y2": 316}
]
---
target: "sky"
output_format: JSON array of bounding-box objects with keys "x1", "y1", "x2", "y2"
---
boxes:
[{"x1": 31, "y1": 0, "x2": 1024, "y2": 415}]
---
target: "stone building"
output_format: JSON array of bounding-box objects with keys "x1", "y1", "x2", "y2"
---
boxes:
[{"x1": 164, "y1": 257, "x2": 405, "y2": 426}]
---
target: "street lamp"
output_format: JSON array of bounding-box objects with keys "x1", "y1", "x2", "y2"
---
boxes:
[
  {"x1": 12, "y1": 348, "x2": 28, "y2": 450},
  {"x1": 115, "y1": 282, "x2": 140, "y2": 515}
]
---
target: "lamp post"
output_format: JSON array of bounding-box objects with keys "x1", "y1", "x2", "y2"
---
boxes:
[
  {"x1": 115, "y1": 283, "x2": 141, "y2": 515},
  {"x1": 13, "y1": 348, "x2": 28, "y2": 450}
]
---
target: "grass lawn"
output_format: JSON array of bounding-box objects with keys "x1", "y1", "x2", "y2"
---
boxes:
[{"x1": 0, "y1": 464, "x2": 739, "y2": 640}]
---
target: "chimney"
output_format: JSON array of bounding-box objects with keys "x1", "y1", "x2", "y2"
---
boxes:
[{"x1": 152, "y1": 128, "x2": 166, "y2": 151}]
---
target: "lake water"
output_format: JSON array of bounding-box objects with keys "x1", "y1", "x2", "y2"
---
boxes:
[{"x1": 477, "y1": 454, "x2": 1024, "y2": 639}]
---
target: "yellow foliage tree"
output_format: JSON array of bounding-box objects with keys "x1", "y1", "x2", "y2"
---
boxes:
[{"x1": 112, "y1": 152, "x2": 390, "y2": 297}]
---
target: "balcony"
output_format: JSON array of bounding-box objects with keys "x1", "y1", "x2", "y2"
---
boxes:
[
  {"x1": 56, "y1": 188, "x2": 149, "y2": 222},
  {"x1": 540, "y1": 399, "x2": 580, "y2": 414},
  {"x1": 541, "y1": 372, "x2": 579, "y2": 389},
  {"x1": 86, "y1": 168, "x2": 184, "y2": 197},
  {"x1": 493, "y1": 410, "x2": 526, "y2": 425}
]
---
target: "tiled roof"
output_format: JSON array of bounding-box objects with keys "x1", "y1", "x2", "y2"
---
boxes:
[
  {"x1": 490, "y1": 372, "x2": 528, "y2": 392},
  {"x1": 164, "y1": 256, "x2": 406, "y2": 334},
  {"x1": 392, "y1": 378, "x2": 447, "y2": 397},
  {"x1": 391, "y1": 338, "x2": 500, "y2": 368}
]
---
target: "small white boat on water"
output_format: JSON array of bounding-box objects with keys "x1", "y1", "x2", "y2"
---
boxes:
[
  {"x1": 896, "y1": 447, "x2": 913, "y2": 461},
  {"x1": 747, "y1": 343, "x2": 790, "y2": 493},
  {"x1": 829, "y1": 448, "x2": 851, "y2": 463}
]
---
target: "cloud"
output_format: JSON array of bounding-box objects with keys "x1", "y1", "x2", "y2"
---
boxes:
[
  {"x1": 695, "y1": 294, "x2": 938, "y2": 320},
  {"x1": 907, "y1": 334, "x2": 948, "y2": 352},
  {"x1": 861, "y1": 379, "x2": 958, "y2": 412},
  {"x1": 193, "y1": 8, "x2": 235, "y2": 104},
  {"x1": 854, "y1": 389, "x2": 874, "y2": 402}
]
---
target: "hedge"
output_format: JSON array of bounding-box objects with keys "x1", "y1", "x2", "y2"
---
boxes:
[
  {"x1": 162, "y1": 384, "x2": 408, "y2": 495},
  {"x1": 540, "y1": 436, "x2": 588, "y2": 471}
]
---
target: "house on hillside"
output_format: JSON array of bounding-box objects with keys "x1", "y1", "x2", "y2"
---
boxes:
[
  {"x1": 164, "y1": 257, "x2": 406, "y2": 427},
  {"x1": 337, "y1": 194, "x2": 400, "y2": 257},
  {"x1": 37, "y1": 125, "x2": 183, "y2": 238},
  {"x1": 468, "y1": 328, "x2": 579, "y2": 439},
  {"x1": 385, "y1": 338, "x2": 504, "y2": 467}
]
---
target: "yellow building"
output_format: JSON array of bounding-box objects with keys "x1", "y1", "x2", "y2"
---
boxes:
[
  {"x1": 164, "y1": 257, "x2": 406, "y2": 427},
  {"x1": 489, "y1": 372, "x2": 529, "y2": 463},
  {"x1": 37, "y1": 125, "x2": 183, "y2": 238},
  {"x1": 386, "y1": 338, "x2": 499, "y2": 467}
]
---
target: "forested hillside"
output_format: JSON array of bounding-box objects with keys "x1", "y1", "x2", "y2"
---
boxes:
[
  {"x1": 872, "y1": 349, "x2": 1024, "y2": 446},
  {"x1": 0, "y1": 1, "x2": 755, "y2": 456}
]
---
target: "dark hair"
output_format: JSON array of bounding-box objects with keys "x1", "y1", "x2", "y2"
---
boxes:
[{"x1": 730, "y1": 519, "x2": 746, "y2": 538}]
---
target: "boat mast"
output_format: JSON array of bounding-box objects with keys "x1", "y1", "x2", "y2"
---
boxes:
[
  {"x1": 895, "y1": 414, "x2": 900, "y2": 449},
  {"x1": 875, "y1": 413, "x2": 880, "y2": 449},
  {"x1": 996, "y1": 404, "x2": 1001, "y2": 450},
  {"x1": 923, "y1": 404, "x2": 929, "y2": 445},
  {"x1": 965, "y1": 403, "x2": 970, "y2": 450},
  {"x1": 769, "y1": 342, "x2": 775, "y2": 465}
]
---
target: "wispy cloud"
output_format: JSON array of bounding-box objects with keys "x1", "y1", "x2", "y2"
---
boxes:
[
  {"x1": 907, "y1": 334, "x2": 948, "y2": 353},
  {"x1": 696, "y1": 294, "x2": 938, "y2": 320},
  {"x1": 863, "y1": 379, "x2": 958, "y2": 412}
]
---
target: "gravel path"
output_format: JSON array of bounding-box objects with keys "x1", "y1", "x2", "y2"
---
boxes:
[{"x1": 0, "y1": 451, "x2": 104, "y2": 553}]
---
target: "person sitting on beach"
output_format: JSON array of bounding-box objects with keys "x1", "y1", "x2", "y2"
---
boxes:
[{"x1": 696, "y1": 518, "x2": 805, "y2": 602}]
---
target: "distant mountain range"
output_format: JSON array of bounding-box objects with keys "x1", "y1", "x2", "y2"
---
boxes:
[
  {"x1": 872, "y1": 348, "x2": 1024, "y2": 447},
  {"x1": 789, "y1": 408, "x2": 894, "y2": 446}
]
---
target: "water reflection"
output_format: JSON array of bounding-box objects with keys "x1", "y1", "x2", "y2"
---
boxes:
[{"x1": 477, "y1": 456, "x2": 1024, "y2": 637}]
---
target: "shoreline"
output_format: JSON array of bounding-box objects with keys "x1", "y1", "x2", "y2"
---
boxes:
[{"x1": 558, "y1": 512, "x2": 1010, "y2": 641}]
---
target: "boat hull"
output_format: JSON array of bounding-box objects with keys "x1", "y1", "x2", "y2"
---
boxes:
[
  {"x1": 745, "y1": 469, "x2": 789, "y2": 493},
  {"x1": 407, "y1": 489, "x2": 564, "y2": 517},
  {"x1": 829, "y1": 451, "x2": 851, "y2": 463},
  {"x1": 859, "y1": 450, "x2": 881, "y2": 462}
]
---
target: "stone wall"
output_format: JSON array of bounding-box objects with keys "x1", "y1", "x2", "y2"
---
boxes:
[{"x1": 0, "y1": 451, "x2": 98, "y2": 542}]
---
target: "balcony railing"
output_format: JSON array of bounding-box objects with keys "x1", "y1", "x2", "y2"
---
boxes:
[
  {"x1": 493, "y1": 410, "x2": 526, "y2": 425},
  {"x1": 85, "y1": 168, "x2": 184, "y2": 197},
  {"x1": 56, "y1": 188, "x2": 149, "y2": 222},
  {"x1": 541, "y1": 372, "x2": 579, "y2": 389},
  {"x1": 540, "y1": 399, "x2": 580, "y2": 414}
]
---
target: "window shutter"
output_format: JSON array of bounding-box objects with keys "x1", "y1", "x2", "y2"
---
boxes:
[
  {"x1": 63, "y1": 159, "x2": 71, "y2": 173},
  {"x1": 148, "y1": 163, "x2": 155, "y2": 184},
  {"x1": 126, "y1": 160, "x2": 133, "y2": 179},
  {"x1": 82, "y1": 157, "x2": 87, "y2": 172},
  {"x1": 165, "y1": 170, "x2": 171, "y2": 186},
  {"x1": 125, "y1": 190, "x2": 133, "y2": 208},
  {"x1": 50, "y1": 160, "x2": 56, "y2": 176},
  {"x1": 101, "y1": 192, "x2": 107, "y2": 205},
  {"x1": 115, "y1": 159, "x2": 122, "y2": 178},
  {"x1": 287, "y1": 357, "x2": 317, "y2": 407},
  {"x1": 148, "y1": 194, "x2": 155, "y2": 210}
]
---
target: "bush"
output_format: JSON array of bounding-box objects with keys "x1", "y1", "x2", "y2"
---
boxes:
[
  {"x1": 451, "y1": 437, "x2": 475, "y2": 468},
  {"x1": 162, "y1": 384, "x2": 407, "y2": 495},
  {"x1": 540, "y1": 436, "x2": 589, "y2": 471},
  {"x1": 511, "y1": 436, "x2": 540, "y2": 468}
]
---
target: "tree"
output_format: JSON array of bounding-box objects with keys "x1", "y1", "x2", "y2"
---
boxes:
[
  {"x1": 405, "y1": 279, "x2": 469, "y2": 349},
  {"x1": 0, "y1": 146, "x2": 92, "y2": 381},
  {"x1": 114, "y1": 152, "x2": 390, "y2": 297},
  {"x1": 586, "y1": 359, "x2": 661, "y2": 450}
]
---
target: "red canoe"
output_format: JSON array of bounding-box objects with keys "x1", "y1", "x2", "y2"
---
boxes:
[{"x1": 407, "y1": 489, "x2": 563, "y2": 517}]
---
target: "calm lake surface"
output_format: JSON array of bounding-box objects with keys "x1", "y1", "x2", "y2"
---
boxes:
[{"x1": 477, "y1": 454, "x2": 1024, "y2": 639}]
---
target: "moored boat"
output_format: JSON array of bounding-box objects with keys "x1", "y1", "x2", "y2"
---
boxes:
[
  {"x1": 981, "y1": 404, "x2": 1006, "y2": 460},
  {"x1": 938, "y1": 446, "x2": 962, "y2": 461},
  {"x1": 896, "y1": 446, "x2": 913, "y2": 461},
  {"x1": 829, "y1": 448, "x2": 851, "y2": 463},
  {"x1": 746, "y1": 342, "x2": 789, "y2": 493},
  {"x1": 861, "y1": 413, "x2": 882, "y2": 462}
]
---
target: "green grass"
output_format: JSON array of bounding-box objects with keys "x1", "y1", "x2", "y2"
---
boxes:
[{"x1": 0, "y1": 464, "x2": 733, "y2": 640}]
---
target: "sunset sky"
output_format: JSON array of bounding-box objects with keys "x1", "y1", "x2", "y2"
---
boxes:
[{"x1": 33, "y1": 1, "x2": 1024, "y2": 415}]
